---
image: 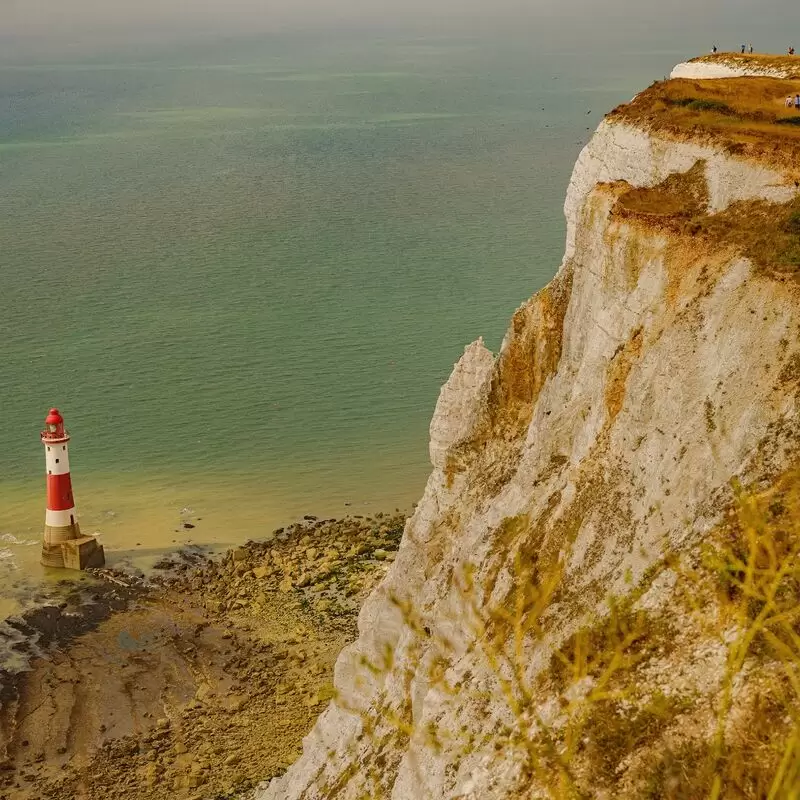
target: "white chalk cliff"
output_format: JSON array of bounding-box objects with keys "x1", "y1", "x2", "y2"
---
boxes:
[
  {"x1": 258, "y1": 60, "x2": 800, "y2": 799},
  {"x1": 671, "y1": 55, "x2": 800, "y2": 80}
]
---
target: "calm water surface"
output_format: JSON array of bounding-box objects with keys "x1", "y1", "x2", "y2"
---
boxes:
[{"x1": 0, "y1": 34, "x2": 685, "y2": 620}]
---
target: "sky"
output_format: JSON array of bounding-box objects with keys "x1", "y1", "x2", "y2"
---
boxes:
[
  {"x1": 0, "y1": 0, "x2": 797, "y2": 60},
  {"x1": 0, "y1": 0, "x2": 794, "y2": 38}
]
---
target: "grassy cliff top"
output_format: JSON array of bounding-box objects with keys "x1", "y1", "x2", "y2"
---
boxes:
[
  {"x1": 607, "y1": 75, "x2": 800, "y2": 177},
  {"x1": 689, "y1": 52, "x2": 800, "y2": 78}
]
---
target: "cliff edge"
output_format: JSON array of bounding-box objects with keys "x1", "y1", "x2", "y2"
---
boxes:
[{"x1": 259, "y1": 57, "x2": 800, "y2": 799}]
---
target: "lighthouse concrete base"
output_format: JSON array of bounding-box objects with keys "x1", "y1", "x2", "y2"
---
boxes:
[{"x1": 41, "y1": 536, "x2": 105, "y2": 570}]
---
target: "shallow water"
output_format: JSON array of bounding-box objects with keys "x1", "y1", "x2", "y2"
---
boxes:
[{"x1": 0, "y1": 34, "x2": 685, "y2": 620}]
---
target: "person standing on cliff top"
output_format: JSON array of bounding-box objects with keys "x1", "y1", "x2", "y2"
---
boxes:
[
  {"x1": 741, "y1": 44, "x2": 746, "y2": 53},
  {"x1": 795, "y1": 94, "x2": 800, "y2": 110},
  {"x1": 749, "y1": 43, "x2": 754, "y2": 54}
]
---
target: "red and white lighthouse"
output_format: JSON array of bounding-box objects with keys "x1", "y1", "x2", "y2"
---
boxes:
[{"x1": 40, "y1": 408, "x2": 104, "y2": 570}]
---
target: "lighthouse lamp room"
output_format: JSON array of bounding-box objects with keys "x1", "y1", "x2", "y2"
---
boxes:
[{"x1": 40, "y1": 408, "x2": 105, "y2": 571}]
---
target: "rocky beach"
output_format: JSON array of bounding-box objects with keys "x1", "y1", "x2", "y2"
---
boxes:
[{"x1": 0, "y1": 512, "x2": 406, "y2": 800}]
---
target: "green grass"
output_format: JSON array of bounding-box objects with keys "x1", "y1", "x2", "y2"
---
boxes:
[{"x1": 669, "y1": 97, "x2": 734, "y2": 114}]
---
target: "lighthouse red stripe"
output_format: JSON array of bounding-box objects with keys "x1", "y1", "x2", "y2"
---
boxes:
[{"x1": 47, "y1": 473, "x2": 74, "y2": 511}]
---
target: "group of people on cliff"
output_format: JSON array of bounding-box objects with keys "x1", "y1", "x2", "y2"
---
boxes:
[
  {"x1": 711, "y1": 44, "x2": 755, "y2": 54},
  {"x1": 707, "y1": 44, "x2": 800, "y2": 108},
  {"x1": 710, "y1": 44, "x2": 796, "y2": 55}
]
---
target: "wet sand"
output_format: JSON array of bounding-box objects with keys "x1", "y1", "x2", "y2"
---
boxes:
[
  {"x1": 0, "y1": 470, "x2": 421, "y2": 620},
  {"x1": 0, "y1": 512, "x2": 405, "y2": 799}
]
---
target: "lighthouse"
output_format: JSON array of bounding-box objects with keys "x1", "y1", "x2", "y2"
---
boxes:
[{"x1": 40, "y1": 408, "x2": 104, "y2": 570}]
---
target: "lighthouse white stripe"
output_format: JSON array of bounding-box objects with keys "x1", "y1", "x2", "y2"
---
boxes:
[
  {"x1": 44, "y1": 444, "x2": 70, "y2": 476},
  {"x1": 46, "y1": 508, "x2": 77, "y2": 527}
]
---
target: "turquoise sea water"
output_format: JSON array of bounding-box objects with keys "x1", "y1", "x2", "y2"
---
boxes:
[{"x1": 0, "y1": 34, "x2": 684, "y2": 617}]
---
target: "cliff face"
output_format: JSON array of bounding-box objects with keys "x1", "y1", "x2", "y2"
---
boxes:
[
  {"x1": 671, "y1": 54, "x2": 800, "y2": 80},
  {"x1": 259, "y1": 60, "x2": 800, "y2": 799}
]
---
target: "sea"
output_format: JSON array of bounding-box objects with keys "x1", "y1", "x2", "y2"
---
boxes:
[{"x1": 0, "y1": 31, "x2": 689, "y2": 624}]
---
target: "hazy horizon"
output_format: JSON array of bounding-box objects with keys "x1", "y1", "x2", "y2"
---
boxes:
[{"x1": 2, "y1": 0, "x2": 798, "y2": 62}]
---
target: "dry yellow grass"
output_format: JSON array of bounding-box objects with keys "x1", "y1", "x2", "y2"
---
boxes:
[
  {"x1": 608, "y1": 77, "x2": 800, "y2": 178},
  {"x1": 615, "y1": 160, "x2": 709, "y2": 218},
  {"x1": 608, "y1": 159, "x2": 800, "y2": 277}
]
